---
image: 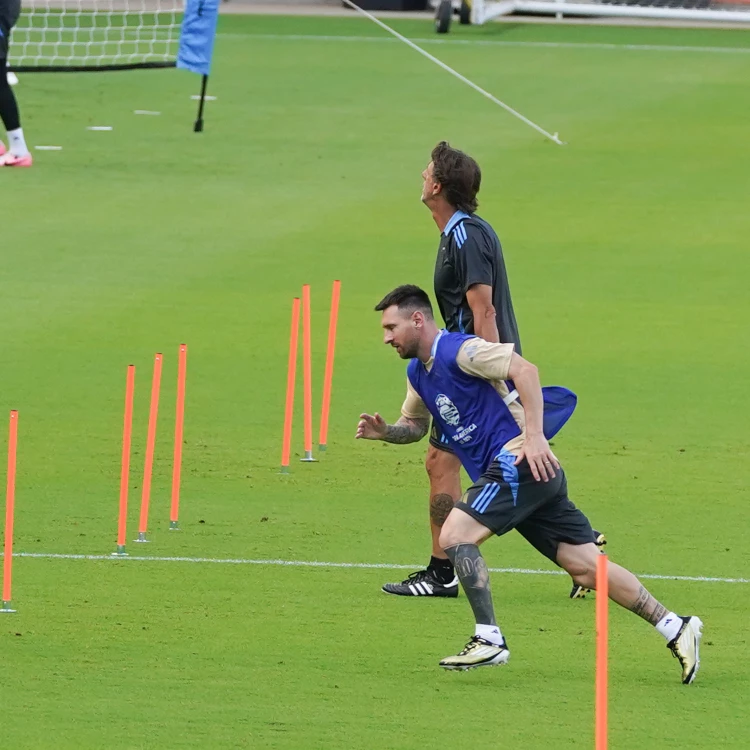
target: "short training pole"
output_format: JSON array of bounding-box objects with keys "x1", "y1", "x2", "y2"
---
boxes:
[
  {"x1": 300, "y1": 284, "x2": 316, "y2": 463},
  {"x1": 1, "y1": 410, "x2": 19, "y2": 613},
  {"x1": 280, "y1": 298, "x2": 301, "y2": 474},
  {"x1": 170, "y1": 345, "x2": 187, "y2": 530},
  {"x1": 136, "y1": 353, "x2": 162, "y2": 542},
  {"x1": 319, "y1": 280, "x2": 341, "y2": 453},
  {"x1": 113, "y1": 366, "x2": 135, "y2": 556},
  {"x1": 596, "y1": 553, "x2": 609, "y2": 750}
]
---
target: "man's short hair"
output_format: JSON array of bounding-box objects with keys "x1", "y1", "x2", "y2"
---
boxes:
[
  {"x1": 375, "y1": 285, "x2": 434, "y2": 318},
  {"x1": 431, "y1": 141, "x2": 481, "y2": 214}
]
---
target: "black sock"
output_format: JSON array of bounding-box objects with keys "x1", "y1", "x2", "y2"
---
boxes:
[
  {"x1": 429, "y1": 555, "x2": 455, "y2": 583},
  {"x1": 0, "y1": 60, "x2": 21, "y2": 132}
]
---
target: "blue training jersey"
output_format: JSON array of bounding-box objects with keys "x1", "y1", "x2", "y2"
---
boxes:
[{"x1": 407, "y1": 332, "x2": 522, "y2": 482}]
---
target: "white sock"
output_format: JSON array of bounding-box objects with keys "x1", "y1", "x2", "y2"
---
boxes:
[
  {"x1": 475, "y1": 623, "x2": 504, "y2": 646},
  {"x1": 8, "y1": 128, "x2": 29, "y2": 157},
  {"x1": 655, "y1": 612, "x2": 683, "y2": 642}
]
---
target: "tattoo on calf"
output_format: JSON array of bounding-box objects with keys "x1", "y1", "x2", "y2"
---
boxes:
[
  {"x1": 630, "y1": 585, "x2": 668, "y2": 625},
  {"x1": 444, "y1": 543, "x2": 496, "y2": 626},
  {"x1": 429, "y1": 493, "x2": 455, "y2": 527}
]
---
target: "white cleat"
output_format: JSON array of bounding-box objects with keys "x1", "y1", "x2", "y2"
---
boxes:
[
  {"x1": 668, "y1": 616, "x2": 703, "y2": 684},
  {"x1": 439, "y1": 636, "x2": 510, "y2": 671}
]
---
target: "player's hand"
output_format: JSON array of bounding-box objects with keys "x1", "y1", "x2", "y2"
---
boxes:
[
  {"x1": 356, "y1": 412, "x2": 387, "y2": 441},
  {"x1": 514, "y1": 433, "x2": 560, "y2": 482}
]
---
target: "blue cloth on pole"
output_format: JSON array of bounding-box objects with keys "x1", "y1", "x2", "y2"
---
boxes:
[
  {"x1": 177, "y1": 0, "x2": 220, "y2": 76},
  {"x1": 542, "y1": 386, "x2": 577, "y2": 439}
]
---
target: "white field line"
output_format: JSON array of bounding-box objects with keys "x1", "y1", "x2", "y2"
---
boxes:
[
  {"x1": 6, "y1": 551, "x2": 749, "y2": 584},
  {"x1": 216, "y1": 32, "x2": 750, "y2": 56}
]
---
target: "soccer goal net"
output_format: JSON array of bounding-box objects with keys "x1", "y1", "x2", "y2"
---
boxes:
[
  {"x1": 8, "y1": 0, "x2": 183, "y2": 73},
  {"x1": 471, "y1": 0, "x2": 750, "y2": 24}
]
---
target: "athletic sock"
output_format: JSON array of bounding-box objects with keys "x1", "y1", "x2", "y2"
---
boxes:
[
  {"x1": 428, "y1": 555, "x2": 455, "y2": 583},
  {"x1": 7, "y1": 128, "x2": 29, "y2": 157},
  {"x1": 475, "y1": 623, "x2": 505, "y2": 646},
  {"x1": 655, "y1": 612, "x2": 683, "y2": 642}
]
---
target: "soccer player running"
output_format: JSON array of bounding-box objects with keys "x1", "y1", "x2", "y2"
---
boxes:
[
  {"x1": 0, "y1": 0, "x2": 32, "y2": 167},
  {"x1": 357, "y1": 285, "x2": 702, "y2": 683},
  {"x1": 381, "y1": 141, "x2": 601, "y2": 599}
]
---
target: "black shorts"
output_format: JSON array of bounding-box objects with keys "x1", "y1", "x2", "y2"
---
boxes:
[
  {"x1": 0, "y1": 0, "x2": 21, "y2": 59},
  {"x1": 455, "y1": 451, "x2": 595, "y2": 564},
  {"x1": 429, "y1": 420, "x2": 455, "y2": 454}
]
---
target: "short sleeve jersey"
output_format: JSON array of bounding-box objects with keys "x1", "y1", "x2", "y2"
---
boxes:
[{"x1": 434, "y1": 211, "x2": 522, "y2": 354}]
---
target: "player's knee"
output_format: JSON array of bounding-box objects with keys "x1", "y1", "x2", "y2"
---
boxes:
[{"x1": 557, "y1": 544, "x2": 597, "y2": 585}]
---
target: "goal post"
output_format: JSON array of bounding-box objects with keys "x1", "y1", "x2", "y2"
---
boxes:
[{"x1": 471, "y1": 0, "x2": 750, "y2": 25}]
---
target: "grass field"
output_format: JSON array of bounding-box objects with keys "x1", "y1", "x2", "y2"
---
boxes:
[{"x1": 3, "y1": 12, "x2": 750, "y2": 749}]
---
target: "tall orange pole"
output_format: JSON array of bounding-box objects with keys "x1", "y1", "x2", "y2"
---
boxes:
[
  {"x1": 280, "y1": 298, "x2": 301, "y2": 473},
  {"x1": 319, "y1": 280, "x2": 341, "y2": 452},
  {"x1": 136, "y1": 353, "x2": 162, "y2": 542},
  {"x1": 596, "y1": 553, "x2": 609, "y2": 750},
  {"x1": 114, "y1": 366, "x2": 135, "y2": 556},
  {"x1": 301, "y1": 284, "x2": 316, "y2": 463},
  {"x1": 170, "y1": 345, "x2": 187, "y2": 530},
  {"x1": 2, "y1": 410, "x2": 18, "y2": 613}
]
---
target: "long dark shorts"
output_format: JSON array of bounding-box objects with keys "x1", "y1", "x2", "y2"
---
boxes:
[{"x1": 455, "y1": 450, "x2": 595, "y2": 564}]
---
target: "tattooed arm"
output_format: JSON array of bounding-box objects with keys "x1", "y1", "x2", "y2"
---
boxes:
[{"x1": 356, "y1": 413, "x2": 429, "y2": 444}]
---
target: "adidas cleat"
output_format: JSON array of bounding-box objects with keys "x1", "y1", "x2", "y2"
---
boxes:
[
  {"x1": 382, "y1": 568, "x2": 459, "y2": 597},
  {"x1": 439, "y1": 636, "x2": 510, "y2": 671},
  {"x1": 668, "y1": 616, "x2": 703, "y2": 684},
  {"x1": 570, "y1": 530, "x2": 607, "y2": 599}
]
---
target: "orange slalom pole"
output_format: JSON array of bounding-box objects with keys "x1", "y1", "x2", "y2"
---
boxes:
[
  {"x1": 114, "y1": 366, "x2": 135, "y2": 556},
  {"x1": 170, "y1": 344, "x2": 187, "y2": 531},
  {"x1": 136, "y1": 353, "x2": 163, "y2": 543},
  {"x1": 301, "y1": 284, "x2": 316, "y2": 463},
  {"x1": 318, "y1": 280, "x2": 341, "y2": 453},
  {"x1": 2, "y1": 410, "x2": 19, "y2": 613},
  {"x1": 596, "y1": 553, "x2": 609, "y2": 750},
  {"x1": 280, "y1": 298, "x2": 301, "y2": 473}
]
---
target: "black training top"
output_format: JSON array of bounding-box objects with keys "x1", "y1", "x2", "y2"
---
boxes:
[{"x1": 433, "y1": 211, "x2": 522, "y2": 354}]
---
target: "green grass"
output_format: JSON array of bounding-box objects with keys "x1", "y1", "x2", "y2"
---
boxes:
[{"x1": 3, "y1": 13, "x2": 750, "y2": 749}]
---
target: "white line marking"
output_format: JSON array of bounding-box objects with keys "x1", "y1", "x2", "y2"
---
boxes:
[
  {"x1": 216, "y1": 32, "x2": 750, "y2": 56},
  {"x1": 190, "y1": 95, "x2": 217, "y2": 101},
  {"x1": 86, "y1": 126, "x2": 113, "y2": 131},
  {"x1": 340, "y1": 0, "x2": 564, "y2": 144},
  {"x1": 35, "y1": 146, "x2": 63, "y2": 151},
  {"x1": 134, "y1": 110, "x2": 161, "y2": 115},
  {"x1": 6, "y1": 552, "x2": 748, "y2": 584}
]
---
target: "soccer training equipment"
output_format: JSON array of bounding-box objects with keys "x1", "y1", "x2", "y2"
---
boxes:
[
  {"x1": 439, "y1": 636, "x2": 511, "y2": 670},
  {"x1": 468, "y1": 0, "x2": 750, "y2": 27},
  {"x1": 668, "y1": 616, "x2": 703, "y2": 685},
  {"x1": 9, "y1": 0, "x2": 183, "y2": 73},
  {"x1": 382, "y1": 569, "x2": 459, "y2": 597},
  {"x1": 570, "y1": 530, "x2": 607, "y2": 599},
  {"x1": 2, "y1": 411, "x2": 19, "y2": 614}
]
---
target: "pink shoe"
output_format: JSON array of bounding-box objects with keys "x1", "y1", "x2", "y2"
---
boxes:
[
  {"x1": 0, "y1": 141, "x2": 6, "y2": 156},
  {"x1": 0, "y1": 151, "x2": 32, "y2": 167}
]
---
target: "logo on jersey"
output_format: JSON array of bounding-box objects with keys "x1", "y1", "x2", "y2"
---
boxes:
[{"x1": 435, "y1": 394, "x2": 460, "y2": 427}]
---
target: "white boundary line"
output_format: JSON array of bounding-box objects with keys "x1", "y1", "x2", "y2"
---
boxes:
[
  {"x1": 216, "y1": 32, "x2": 750, "y2": 56},
  {"x1": 7, "y1": 552, "x2": 749, "y2": 584}
]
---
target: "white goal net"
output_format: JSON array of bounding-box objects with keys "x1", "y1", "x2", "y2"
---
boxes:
[
  {"x1": 471, "y1": 0, "x2": 750, "y2": 24},
  {"x1": 8, "y1": 0, "x2": 183, "y2": 72}
]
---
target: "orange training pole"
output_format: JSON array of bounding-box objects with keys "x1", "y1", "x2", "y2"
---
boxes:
[
  {"x1": 280, "y1": 298, "x2": 301, "y2": 473},
  {"x1": 114, "y1": 366, "x2": 135, "y2": 556},
  {"x1": 301, "y1": 284, "x2": 316, "y2": 463},
  {"x1": 2, "y1": 410, "x2": 18, "y2": 613},
  {"x1": 170, "y1": 344, "x2": 187, "y2": 530},
  {"x1": 596, "y1": 553, "x2": 609, "y2": 750},
  {"x1": 136, "y1": 353, "x2": 163, "y2": 543},
  {"x1": 319, "y1": 280, "x2": 341, "y2": 452}
]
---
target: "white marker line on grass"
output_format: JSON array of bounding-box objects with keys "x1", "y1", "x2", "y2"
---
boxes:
[
  {"x1": 216, "y1": 32, "x2": 750, "y2": 56},
  {"x1": 8, "y1": 552, "x2": 749, "y2": 584},
  {"x1": 134, "y1": 110, "x2": 161, "y2": 115},
  {"x1": 87, "y1": 126, "x2": 113, "y2": 131},
  {"x1": 35, "y1": 146, "x2": 63, "y2": 151},
  {"x1": 190, "y1": 95, "x2": 217, "y2": 101}
]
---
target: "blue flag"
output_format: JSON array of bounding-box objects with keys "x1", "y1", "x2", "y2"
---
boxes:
[{"x1": 177, "y1": 0, "x2": 220, "y2": 76}]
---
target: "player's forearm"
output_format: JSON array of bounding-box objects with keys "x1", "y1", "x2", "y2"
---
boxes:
[
  {"x1": 472, "y1": 311, "x2": 500, "y2": 343},
  {"x1": 511, "y1": 360, "x2": 544, "y2": 436},
  {"x1": 383, "y1": 416, "x2": 430, "y2": 444}
]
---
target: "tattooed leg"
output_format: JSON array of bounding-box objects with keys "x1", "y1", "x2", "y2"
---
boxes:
[
  {"x1": 430, "y1": 493, "x2": 455, "y2": 527},
  {"x1": 444, "y1": 543, "x2": 497, "y2": 626}
]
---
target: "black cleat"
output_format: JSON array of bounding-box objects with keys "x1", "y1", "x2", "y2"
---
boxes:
[
  {"x1": 570, "y1": 530, "x2": 607, "y2": 599},
  {"x1": 382, "y1": 568, "x2": 459, "y2": 597}
]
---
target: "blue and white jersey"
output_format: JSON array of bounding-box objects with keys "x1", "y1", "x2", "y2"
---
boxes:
[{"x1": 407, "y1": 331, "x2": 522, "y2": 482}]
